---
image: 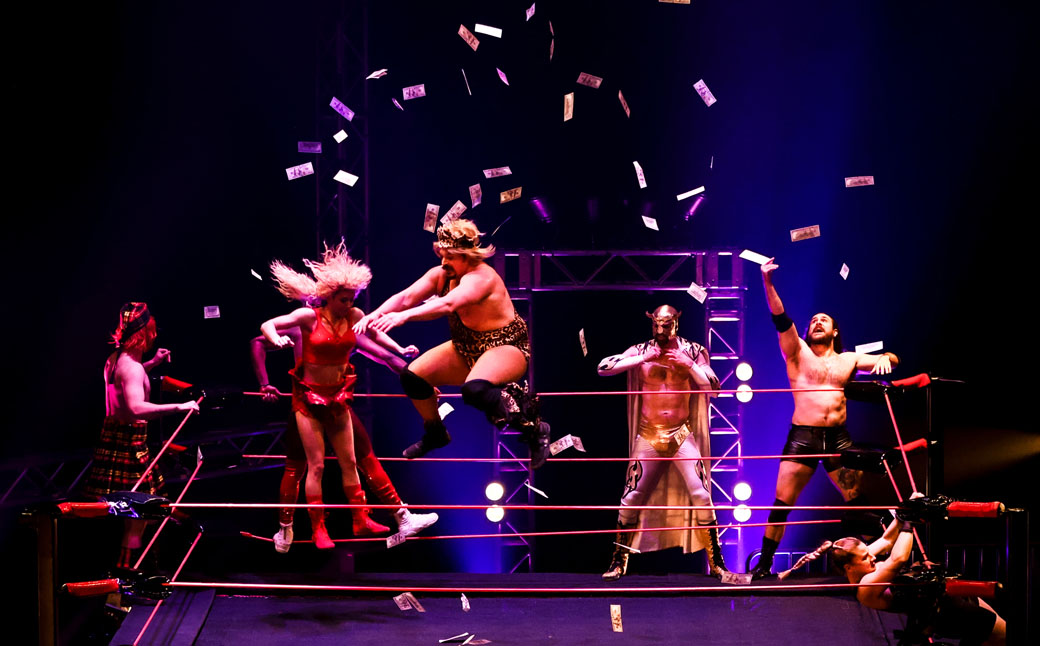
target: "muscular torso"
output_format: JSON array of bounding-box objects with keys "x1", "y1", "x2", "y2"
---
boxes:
[
  {"x1": 638, "y1": 347, "x2": 693, "y2": 426},
  {"x1": 441, "y1": 263, "x2": 516, "y2": 331},
  {"x1": 788, "y1": 347, "x2": 857, "y2": 426},
  {"x1": 106, "y1": 352, "x2": 149, "y2": 423}
]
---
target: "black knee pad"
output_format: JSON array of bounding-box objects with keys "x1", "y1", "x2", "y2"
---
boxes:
[
  {"x1": 461, "y1": 379, "x2": 502, "y2": 414},
  {"x1": 400, "y1": 367, "x2": 435, "y2": 400},
  {"x1": 767, "y1": 498, "x2": 792, "y2": 524}
]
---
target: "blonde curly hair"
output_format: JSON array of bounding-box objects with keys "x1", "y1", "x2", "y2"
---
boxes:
[
  {"x1": 270, "y1": 241, "x2": 372, "y2": 301},
  {"x1": 434, "y1": 218, "x2": 495, "y2": 261}
]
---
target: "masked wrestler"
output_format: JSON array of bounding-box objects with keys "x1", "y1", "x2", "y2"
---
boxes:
[
  {"x1": 250, "y1": 325, "x2": 437, "y2": 553},
  {"x1": 752, "y1": 257, "x2": 899, "y2": 578},
  {"x1": 260, "y1": 242, "x2": 418, "y2": 549},
  {"x1": 597, "y1": 305, "x2": 728, "y2": 580},
  {"x1": 83, "y1": 302, "x2": 201, "y2": 568},
  {"x1": 354, "y1": 219, "x2": 551, "y2": 468}
]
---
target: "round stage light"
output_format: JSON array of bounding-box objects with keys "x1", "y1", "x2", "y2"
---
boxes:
[
  {"x1": 735, "y1": 384, "x2": 753, "y2": 403},
  {"x1": 485, "y1": 482, "x2": 505, "y2": 502},
  {"x1": 735, "y1": 362, "x2": 754, "y2": 381},
  {"x1": 733, "y1": 504, "x2": 752, "y2": 523},
  {"x1": 733, "y1": 482, "x2": 752, "y2": 501},
  {"x1": 485, "y1": 505, "x2": 505, "y2": 523}
]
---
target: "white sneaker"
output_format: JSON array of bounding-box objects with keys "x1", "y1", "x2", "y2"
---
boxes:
[
  {"x1": 394, "y1": 507, "x2": 438, "y2": 537},
  {"x1": 273, "y1": 523, "x2": 294, "y2": 553}
]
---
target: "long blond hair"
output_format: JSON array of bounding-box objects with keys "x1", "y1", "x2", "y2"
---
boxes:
[{"x1": 270, "y1": 241, "x2": 372, "y2": 301}]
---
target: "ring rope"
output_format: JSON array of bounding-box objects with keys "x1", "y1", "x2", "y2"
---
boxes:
[
  {"x1": 133, "y1": 530, "x2": 203, "y2": 646},
  {"x1": 165, "y1": 580, "x2": 912, "y2": 594},
  {"x1": 241, "y1": 519, "x2": 839, "y2": 545},
  {"x1": 134, "y1": 456, "x2": 204, "y2": 570},
  {"x1": 170, "y1": 502, "x2": 897, "y2": 512},
  {"x1": 244, "y1": 387, "x2": 846, "y2": 399},
  {"x1": 241, "y1": 453, "x2": 842, "y2": 462},
  {"x1": 131, "y1": 395, "x2": 203, "y2": 492}
]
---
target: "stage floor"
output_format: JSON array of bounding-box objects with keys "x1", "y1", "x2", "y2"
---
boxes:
[{"x1": 113, "y1": 573, "x2": 908, "y2": 646}]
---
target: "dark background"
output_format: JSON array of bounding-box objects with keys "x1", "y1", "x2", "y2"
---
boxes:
[{"x1": 4, "y1": 0, "x2": 1036, "y2": 587}]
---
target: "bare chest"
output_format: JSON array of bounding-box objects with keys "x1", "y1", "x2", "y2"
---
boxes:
[
  {"x1": 639, "y1": 360, "x2": 689, "y2": 387},
  {"x1": 794, "y1": 353, "x2": 853, "y2": 387}
]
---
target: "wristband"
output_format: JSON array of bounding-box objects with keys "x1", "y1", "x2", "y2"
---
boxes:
[
  {"x1": 899, "y1": 520, "x2": 913, "y2": 533},
  {"x1": 771, "y1": 311, "x2": 794, "y2": 333}
]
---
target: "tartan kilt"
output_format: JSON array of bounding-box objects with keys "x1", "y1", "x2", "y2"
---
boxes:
[{"x1": 83, "y1": 417, "x2": 165, "y2": 497}]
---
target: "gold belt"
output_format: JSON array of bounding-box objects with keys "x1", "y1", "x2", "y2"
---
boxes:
[{"x1": 637, "y1": 421, "x2": 691, "y2": 454}]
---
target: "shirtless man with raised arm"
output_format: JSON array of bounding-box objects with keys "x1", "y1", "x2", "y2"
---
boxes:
[
  {"x1": 354, "y1": 219, "x2": 550, "y2": 467},
  {"x1": 752, "y1": 257, "x2": 899, "y2": 579}
]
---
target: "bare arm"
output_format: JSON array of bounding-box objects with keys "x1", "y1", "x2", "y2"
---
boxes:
[
  {"x1": 857, "y1": 530, "x2": 915, "y2": 609},
  {"x1": 354, "y1": 266, "x2": 443, "y2": 333},
  {"x1": 261, "y1": 308, "x2": 314, "y2": 348},
  {"x1": 118, "y1": 360, "x2": 198, "y2": 420},
  {"x1": 666, "y1": 346, "x2": 712, "y2": 389},
  {"x1": 854, "y1": 351, "x2": 899, "y2": 376},
  {"x1": 142, "y1": 348, "x2": 171, "y2": 372},
  {"x1": 368, "y1": 268, "x2": 493, "y2": 333},
  {"x1": 762, "y1": 258, "x2": 802, "y2": 360},
  {"x1": 598, "y1": 344, "x2": 657, "y2": 377},
  {"x1": 354, "y1": 332, "x2": 408, "y2": 374}
]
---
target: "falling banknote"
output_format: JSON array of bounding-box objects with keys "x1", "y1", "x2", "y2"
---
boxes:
[
  {"x1": 329, "y1": 97, "x2": 355, "y2": 121},
  {"x1": 610, "y1": 605, "x2": 623, "y2": 632},
  {"x1": 441, "y1": 200, "x2": 467, "y2": 223},
  {"x1": 564, "y1": 92, "x2": 574, "y2": 121},
  {"x1": 402, "y1": 84, "x2": 426, "y2": 100},
  {"x1": 469, "y1": 183, "x2": 482, "y2": 207},
  {"x1": 789, "y1": 225, "x2": 821, "y2": 242},
  {"x1": 500, "y1": 187, "x2": 522, "y2": 203},
  {"x1": 458, "y1": 24, "x2": 480, "y2": 51},
  {"x1": 576, "y1": 72, "x2": 603, "y2": 88},
  {"x1": 549, "y1": 434, "x2": 585, "y2": 455},
  {"x1": 633, "y1": 161, "x2": 647, "y2": 188},
  {"x1": 285, "y1": 162, "x2": 314, "y2": 180},
  {"x1": 686, "y1": 281, "x2": 707, "y2": 304},
  {"x1": 483, "y1": 166, "x2": 512, "y2": 178},
  {"x1": 693, "y1": 79, "x2": 717, "y2": 106},
  {"x1": 844, "y1": 175, "x2": 875, "y2": 187},
  {"x1": 423, "y1": 204, "x2": 440, "y2": 232},
  {"x1": 618, "y1": 90, "x2": 631, "y2": 117}
]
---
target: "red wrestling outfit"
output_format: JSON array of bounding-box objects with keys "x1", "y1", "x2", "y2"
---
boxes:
[{"x1": 290, "y1": 310, "x2": 359, "y2": 423}]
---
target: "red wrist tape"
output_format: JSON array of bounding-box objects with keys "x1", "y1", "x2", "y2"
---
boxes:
[
  {"x1": 64, "y1": 579, "x2": 120, "y2": 597},
  {"x1": 945, "y1": 580, "x2": 999, "y2": 598},
  {"x1": 947, "y1": 501, "x2": 1004, "y2": 518},
  {"x1": 56, "y1": 502, "x2": 111, "y2": 518}
]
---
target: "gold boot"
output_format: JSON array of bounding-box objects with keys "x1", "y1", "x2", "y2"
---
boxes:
[
  {"x1": 695, "y1": 523, "x2": 730, "y2": 579},
  {"x1": 602, "y1": 522, "x2": 637, "y2": 581}
]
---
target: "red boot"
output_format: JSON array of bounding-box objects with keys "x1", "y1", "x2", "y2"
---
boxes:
[
  {"x1": 345, "y1": 484, "x2": 390, "y2": 536},
  {"x1": 307, "y1": 495, "x2": 335, "y2": 549}
]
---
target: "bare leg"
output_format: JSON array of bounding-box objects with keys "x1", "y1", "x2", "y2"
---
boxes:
[
  {"x1": 295, "y1": 412, "x2": 334, "y2": 548},
  {"x1": 295, "y1": 412, "x2": 328, "y2": 502},
  {"x1": 407, "y1": 341, "x2": 470, "y2": 421},
  {"x1": 466, "y1": 345, "x2": 528, "y2": 384},
  {"x1": 825, "y1": 467, "x2": 862, "y2": 502}
]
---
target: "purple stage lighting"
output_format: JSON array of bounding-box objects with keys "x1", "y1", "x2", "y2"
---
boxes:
[
  {"x1": 684, "y1": 194, "x2": 705, "y2": 221},
  {"x1": 530, "y1": 197, "x2": 552, "y2": 224}
]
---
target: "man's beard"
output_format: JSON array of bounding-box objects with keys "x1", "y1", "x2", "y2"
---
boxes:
[
  {"x1": 442, "y1": 265, "x2": 456, "y2": 278},
  {"x1": 653, "y1": 332, "x2": 672, "y2": 345},
  {"x1": 807, "y1": 332, "x2": 833, "y2": 349}
]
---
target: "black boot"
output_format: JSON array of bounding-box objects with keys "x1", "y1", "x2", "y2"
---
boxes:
[
  {"x1": 602, "y1": 522, "x2": 637, "y2": 581},
  {"x1": 695, "y1": 523, "x2": 729, "y2": 579},
  {"x1": 751, "y1": 537, "x2": 779, "y2": 579},
  {"x1": 403, "y1": 419, "x2": 451, "y2": 458}
]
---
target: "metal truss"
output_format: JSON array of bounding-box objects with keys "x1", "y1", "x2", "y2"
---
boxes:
[{"x1": 497, "y1": 249, "x2": 748, "y2": 572}]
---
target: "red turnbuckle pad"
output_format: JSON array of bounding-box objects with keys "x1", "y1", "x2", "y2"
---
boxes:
[
  {"x1": 56, "y1": 502, "x2": 111, "y2": 518},
  {"x1": 900, "y1": 438, "x2": 928, "y2": 453},
  {"x1": 945, "y1": 579, "x2": 999, "y2": 598},
  {"x1": 63, "y1": 579, "x2": 120, "y2": 597},
  {"x1": 891, "y1": 374, "x2": 931, "y2": 388},
  {"x1": 947, "y1": 501, "x2": 1004, "y2": 518}
]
